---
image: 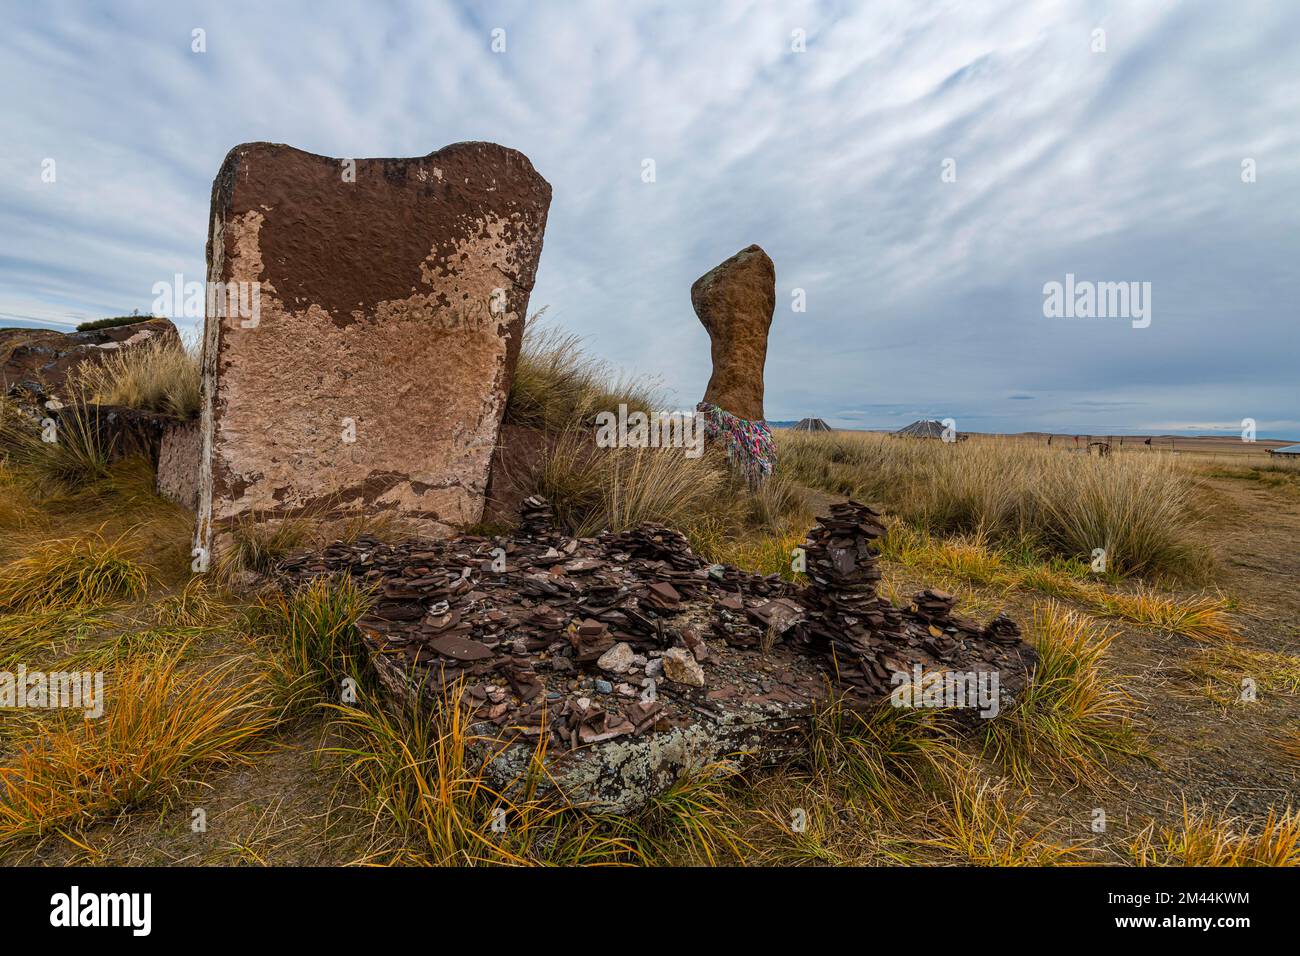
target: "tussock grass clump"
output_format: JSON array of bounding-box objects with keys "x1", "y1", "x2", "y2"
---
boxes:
[
  {"x1": 219, "y1": 516, "x2": 314, "y2": 582},
  {"x1": 537, "y1": 436, "x2": 728, "y2": 538},
  {"x1": 810, "y1": 698, "x2": 957, "y2": 818},
  {"x1": 506, "y1": 318, "x2": 660, "y2": 432},
  {"x1": 0, "y1": 607, "x2": 115, "y2": 670},
  {"x1": 1131, "y1": 806, "x2": 1300, "y2": 866},
  {"x1": 259, "y1": 575, "x2": 373, "y2": 710},
  {"x1": 0, "y1": 651, "x2": 278, "y2": 842},
  {"x1": 779, "y1": 431, "x2": 1208, "y2": 580},
  {"x1": 326, "y1": 664, "x2": 745, "y2": 865},
  {"x1": 65, "y1": 626, "x2": 192, "y2": 670},
  {"x1": 983, "y1": 602, "x2": 1142, "y2": 785},
  {"x1": 510, "y1": 319, "x2": 810, "y2": 562},
  {"x1": 629, "y1": 763, "x2": 750, "y2": 865},
  {"x1": 326, "y1": 686, "x2": 635, "y2": 866},
  {"x1": 1091, "y1": 589, "x2": 1233, "y2": 642},
  {"x1": 744, "y1": 472, "x2": 811, "y2": 533},
  {"x1": 71, "y1": 335, "x2": 200, "y2": 420},
  {"x1": 923, "y1": 765, "x2": 1086, "y2": 866},
  {"x1": 0, "y1": 532, "x2": 149, "y2": 613},
  {"x1": 0, "y1": 395, "x2": 114, "y2": 489},
  {"x1": 1029, "y1": 453, "x2": 1207, "y2": 580},
  {"x1": 325, "y1": 688, "x2": 497, "y2": 865},
  {"x1": 151, "y1": 577, "x2": 223, "y2": 629}
]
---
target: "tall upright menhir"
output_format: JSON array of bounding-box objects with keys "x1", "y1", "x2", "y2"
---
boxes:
[{"x1": 691, "y1": 244, "x2": 778, "y2": 482}]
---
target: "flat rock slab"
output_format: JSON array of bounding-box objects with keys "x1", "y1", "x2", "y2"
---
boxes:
[
  {"x1": 195, "y1": 142, "x2": 551, "y2": 559},
  {"x1": 278, "y1": 499, "x2": 1036, "y2": 813},
  {"x1": 157, "y1": 419, "x2": 201, "y2": 511}
]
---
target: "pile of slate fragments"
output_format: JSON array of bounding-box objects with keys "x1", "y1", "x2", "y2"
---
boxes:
[{"x1": 277, "y1": 497, "x2": 1036, "y2": 811}]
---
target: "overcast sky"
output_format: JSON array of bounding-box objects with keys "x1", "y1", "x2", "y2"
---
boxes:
[{"x1": 2, "y1": 1, "x2": 1297, "y2": 437}]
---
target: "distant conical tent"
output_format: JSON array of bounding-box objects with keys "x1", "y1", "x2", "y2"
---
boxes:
[
  {"x1": 895, "y1": 419, "x2": 947, "y2": 438},
  {"x1": 793, "y1": 418, "x2": 831, "y2": 432}
]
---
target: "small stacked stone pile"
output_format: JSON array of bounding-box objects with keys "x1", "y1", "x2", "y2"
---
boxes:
[
  {"x1": 794, "y1": 501, "x2": 1027, "y2": 702},
  {"x1": 796, "y1": 501, "x2": 902, "y2": 697}
]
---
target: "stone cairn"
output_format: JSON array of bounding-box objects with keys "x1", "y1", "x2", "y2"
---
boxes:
[
  {"x1": 794, "y1": 500, "x2": 1027, "y2": 703},
  {"x1": 278, "y1": 496, "x2": 1034, "y2": 752}
]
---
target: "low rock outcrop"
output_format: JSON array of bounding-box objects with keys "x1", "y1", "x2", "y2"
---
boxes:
[{"x1": 1, "y1": 317, "x2": 177, "y2": 409}]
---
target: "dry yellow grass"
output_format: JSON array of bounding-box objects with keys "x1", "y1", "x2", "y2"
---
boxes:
[
  {"x1": 258, "y1": 574, "x2": 373, "y2": 713},
  {"x1": 880, "y1": 524, "x2": 1234, "y2": 641},
  {"x1": 779, "y1": 430, "x2": 1208, "y2": 579},
  {"x1": 983, "y1": 602, "x2": 1142, "y2": 785},
  {"x1": 0, "y1": 530, "x2": 150, "y2": 612},
  {"x1": 150, "y1": 577, "x2": 224, "y2": 629},
  {"x1": 1131, "y1": 806, "x2": 1300, "y2": 866},
  {"x1": 921, "y1": 765, "x2": 1088, "y2": 866},
  {"x1": 809, "y1": 697, "x2": 958, "y2": 819},
  {"x1": 0, "y1": 461, "x2": 46, "y2": 540},
  {"x1": 1090, "y1": 588, "x2": 1234, "y2": 642},
  {"x1": 537, "y1": 435, "x2": 729, "y2": 537},
  {"x1": 0, "y1": 392, "x2": 114, "y2": 489},
  {"x1": 70, "y1": 334, "x2": 200, "y2": 420},
  {"x1": 506, "y1": 315, "x2": 660, "y2": 432},
  {"x1": 0, "y1": 650, "x2": 279, "y2": 842},
  {"x1": 0, "y1": 317, "x2": 1289, "y2": 869},
  {"x1": 701, "y1": 529, "x2": 808, "y2": 581},
  {"x1": 1178, "y1": 644, "x2": 1300, "y2": 703},
  {"x1": 324, "y1": 686, "x2": 637, "y2": 866}
]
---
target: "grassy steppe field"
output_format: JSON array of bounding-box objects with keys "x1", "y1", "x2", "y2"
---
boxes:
[{"x1": 1, "y1": 324, "x2": 1297, "y2": 866}]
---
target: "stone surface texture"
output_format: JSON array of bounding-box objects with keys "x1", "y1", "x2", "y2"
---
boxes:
[
  {"x1": 277, "y1": 498, "x2": 1035, "y2": 813},
  {"x1": 195, "y1": 141, "x2": 551, "y2": 559},
  {"x1": 690, "y1": 244, "x2": 776, "y2": 422},
  {"x1": 157, "y1": 419, "x2": 201, "y2": 511}
]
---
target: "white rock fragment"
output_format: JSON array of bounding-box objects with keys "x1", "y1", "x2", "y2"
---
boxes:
[
  {"x1": 662, "y1": 647, "x2": 706, "y2": 687},
  {"x1": 597, "y1": 641, "x2": 635, "y2": 675}
]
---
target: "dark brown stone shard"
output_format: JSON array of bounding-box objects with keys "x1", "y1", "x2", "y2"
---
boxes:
[
  {"x1": 691, "y1": 244, "x2": 776, "y2": 422},
  {"x1": 194, "y1": 141, "x2": 552, "y2": 560}
]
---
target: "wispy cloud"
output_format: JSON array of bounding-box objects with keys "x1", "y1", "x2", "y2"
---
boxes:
[{"x1": 2, "y1": 0, "x2": 1297, "y2": 436}]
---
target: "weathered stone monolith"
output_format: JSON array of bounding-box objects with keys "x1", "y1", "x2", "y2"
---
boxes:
[
  {"x1": 194, "y1": 142, "x2": 551, "y2": 563},
  {"x1": 691, "y1": 244, "x2": 778, "y2": 482},
  {"x1": 691, "y1": 244, "x2": 775, "y2": 423}
]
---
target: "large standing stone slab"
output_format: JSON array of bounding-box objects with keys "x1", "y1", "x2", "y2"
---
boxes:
[
  {"x1": 195, "y1": 142, "x2": 551, "y2": 560},
  {"x1": 691, "y1": 244, "x2": 775, "y2": 423}
]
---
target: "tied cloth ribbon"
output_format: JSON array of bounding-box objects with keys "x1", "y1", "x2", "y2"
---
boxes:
[{"x1": 696, "y1": 402, "x2": 776, "y2": 484}]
